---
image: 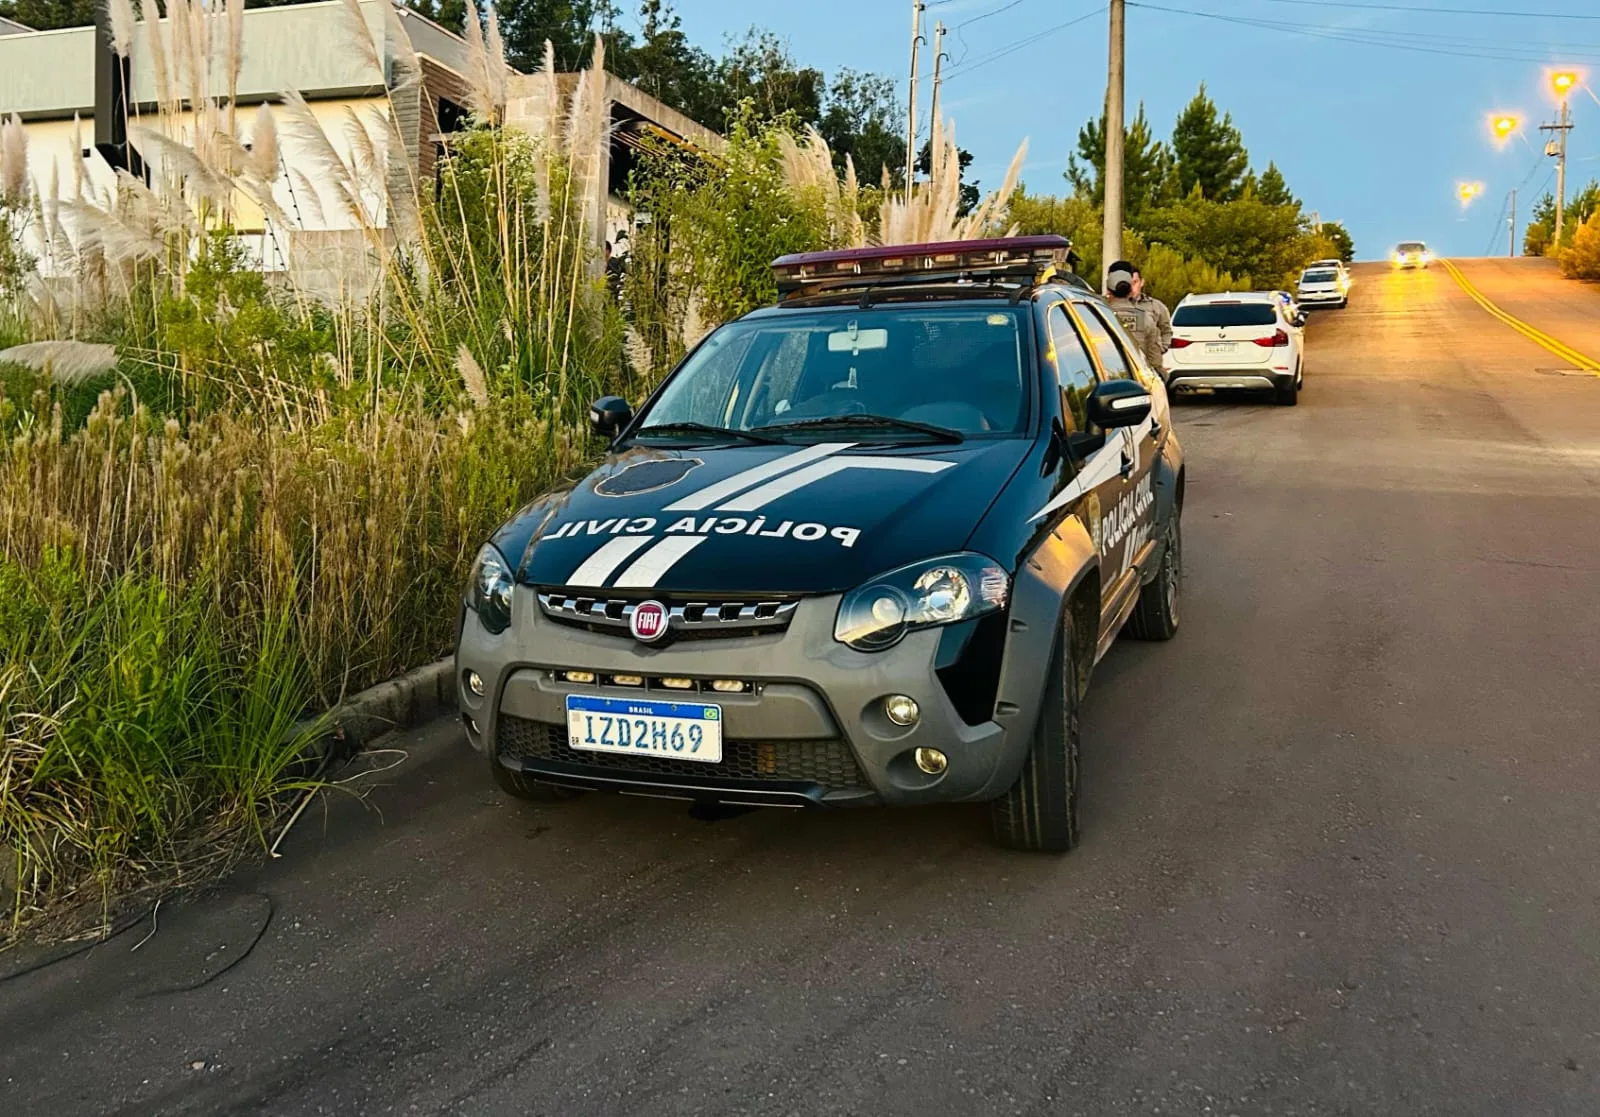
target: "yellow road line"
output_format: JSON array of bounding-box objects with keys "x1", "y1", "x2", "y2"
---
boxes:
[{"x1": 1439, "y1": 257, "x2": 1600, "y2": 374}]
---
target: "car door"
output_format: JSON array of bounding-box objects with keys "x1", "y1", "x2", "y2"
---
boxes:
[
  {"x1": 1043, "y1": 300, "x2": 1130, "y2": 624},
  {"x1": 1073, "y1": 301, "x2": 1161, "y2": 613}
]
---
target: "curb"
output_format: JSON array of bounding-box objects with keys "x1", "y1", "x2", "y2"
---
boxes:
[{"x1": 296, "y1": 656, "x2": 458, "y2": 769}]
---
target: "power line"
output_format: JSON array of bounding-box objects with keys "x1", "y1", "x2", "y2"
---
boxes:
[
  {"x1": 1484, "y1": 192, "x2": 1509, "y2": 256},
  {"x1": 1127, "y1": 3, "x2": 1600, "y2": 63},
  {"x1": 943, "y1": 5, "x2": 1105, "y2": 82},
  {"x1": 1246, "y1": 0, "x2": 1600, "y2": 20}
]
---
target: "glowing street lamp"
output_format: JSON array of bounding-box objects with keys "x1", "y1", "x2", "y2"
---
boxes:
[
  {"x1": 1551, "y1": 70, "x2": 1579, "y2": 100},
  {"x1": 1458, "y1": 181, "x2": 1484, "y2": 206},
  {"x1": 1490, "y1": 114, "x2": 1520, "y2": 142}
]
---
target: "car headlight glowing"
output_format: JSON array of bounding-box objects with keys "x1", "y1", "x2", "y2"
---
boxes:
[
  {"x1": 835, "y1": 553, "x2": 1009, "y2": 651},
  {"x1": 470, "y1": 543, "x2": 515, "y2": 633}
]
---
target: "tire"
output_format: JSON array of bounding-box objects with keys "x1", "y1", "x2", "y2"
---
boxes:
[
  {"x1": 1126, "y1": 516, "x2": 1181, "y2": 642},
  {"x1": 491, "y1": 752, "x2": 583, "y2": 802},
  {"x1": 990, "y1": 620, "x2": 1081, "y2": 852},
  {"x1": 1275, "y1": 379, "x2": 1298, "y2": 406}
]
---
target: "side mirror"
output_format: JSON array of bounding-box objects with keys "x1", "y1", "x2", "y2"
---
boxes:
[
  {"x1": 589, "y1": 395, "x2": 632, "y2": 439},
  {"x1": 1087, "y1": 379, "x2": 1152, "y2": 429}
]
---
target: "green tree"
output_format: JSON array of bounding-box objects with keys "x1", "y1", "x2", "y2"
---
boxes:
[
  {"x1": 1065, "y1": 102, "x2": 1173, "y2": 216},
  {"x1": 1138, "y1": 192, "x2": 1314, "y2": 286},
  {"x1": 1524, "y1": 181, "x2": 1600, "y2": 256},
  {"x1": 713, "y1": 30, "x2": 824, "y2": 128},
  {"x1": 1320, "y1": 220, "x2": 1355, "y2": 262},
  {"x1": 1170, "y1": 84, "x2": 1249, "y2": 201},
  {"x1": 818, "y1": 68, "x2": 901, "y2": 188},
  {"x1": 1254, "y1": 161, "x2": 1297, "y2": 208},
  {"x1": 612, "y1": 0, "x2": 719, "y2": 125}
]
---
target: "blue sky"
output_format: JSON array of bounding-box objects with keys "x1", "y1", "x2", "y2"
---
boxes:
[{"x1": 644, "y1": 0, "x2": 1598, "y2": 260}]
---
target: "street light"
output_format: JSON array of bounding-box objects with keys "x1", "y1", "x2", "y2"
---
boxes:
[
  {"x1": 1551, "y1": 70, "x2": 1579, "y2": 99},
  {"x1": 1458, "y1": 181, "x2": 1484, "y2": 207},
  {"x1": 1490, "y1": 113, "x2": 1520, "y2": 142}
]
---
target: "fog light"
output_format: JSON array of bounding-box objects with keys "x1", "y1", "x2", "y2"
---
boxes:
[
  {"x1": 466, "y1": 670, "x2": 484, "y2": 696},
  {"x1": 564, "y1": 670, "x2": 595, "y2": 685},
  {"x1": 710, "y1": 679, "x2": 748, "y2": 693},
  {"x1": 914, "y1": 747, "x2": 947, "y2": 775},
  {"x1": 661, "y1": 677, "x2": 694, "y2": 690},
  {"x1": 611, "y1": 674, "x2": 643, "y2": 687},
  {"x1": 884, "y1": 694, "x2": 920, "y2": 726}
]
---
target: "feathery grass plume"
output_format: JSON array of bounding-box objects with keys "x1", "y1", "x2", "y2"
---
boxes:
[
  {"x1": 485, "y1": 3, "x2": 509, "y2": 114},
  {"x1": 69, "y1": 114, "x2": 86, "y2": 200},
  {"x1": 623, "y1": 326, "x2": 653, "y2": 381},
  {"x1": 1, "y1": 114, "x2": 28, "y2": 203},
  {"x1": 455, "y1": 344, "x2": 490, "y2": 409},
  {"x1": 461, "y1": 1, "x2": 495, "y2": 122},
  {"x1": 109, "y1": 0, "x2": 138, "y2": 56},
  {"x1": 129, "y1": 125, "x2": 233, "y2": 211},
  {"x1": 275, "y1": 92, "x2": 365, "y2": 227},
  {"x1": 0, "y1": 340, "x2": 118, "y2": 384},
  {"x1": 337, "y1": 0, "x2": 381, "y2": 78},
  {"x1": 145, "y1": 0, "x2": 176, "y2": 120},
  {"x1": 287, "y1": 166, "x2": 328, "y2": 227},
  {"x1": 246, "y1": 104, "x2": 280, "y2": 184},
  {"x1": 566, "y1": 35, "x2": 610, "y2": 207},
  {"x1": 225, "y1": 0, "x2": 246, "y2": 117}
]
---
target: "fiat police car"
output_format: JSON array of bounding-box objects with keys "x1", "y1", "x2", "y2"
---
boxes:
[{"x1": 456, "y1": 236, "x2": 1186, "y2": 851}]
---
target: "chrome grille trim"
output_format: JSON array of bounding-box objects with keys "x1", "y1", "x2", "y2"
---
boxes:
[{"x1": 537, "y1": 592, "x2": 799, "y2": 634}]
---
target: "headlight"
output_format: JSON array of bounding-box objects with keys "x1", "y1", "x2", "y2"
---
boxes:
[
  {"x1": 470, "y1": 543, "x2": 515, "y2": 633},
  {"x1": 835, "y1": 553, "x2": 1010, "y2": 651}
]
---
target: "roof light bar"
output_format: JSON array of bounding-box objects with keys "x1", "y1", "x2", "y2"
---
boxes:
[{"x1": 772, "y1": 235, "x2": 1075, "y2": 294}]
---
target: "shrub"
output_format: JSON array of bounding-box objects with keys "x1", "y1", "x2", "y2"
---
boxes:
[{"x1": 1558, "y1": 211, "x2": 1600, "y2": 279}]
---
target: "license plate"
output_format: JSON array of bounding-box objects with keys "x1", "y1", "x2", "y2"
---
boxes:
[
  {"x1": 565, "y1": 695, "x2": 723, "y2": 763},
  {"x1": 1205, "y1": 341, "x2": 1237, "y2": 353}
]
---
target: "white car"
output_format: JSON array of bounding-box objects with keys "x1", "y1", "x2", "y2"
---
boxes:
[
  {"x1": 1296, "y1": 264, "x2": 1350, "y2": 309},
  {"x1": 1164, "y1": 292, "x2": 1307, "y2": 407},
  {"x1": 1392, "y1": 241, "x2": 1431, "y2": 269}
]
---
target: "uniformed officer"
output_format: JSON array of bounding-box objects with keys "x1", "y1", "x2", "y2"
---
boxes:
[
  {"x1": 1103, "y1": 260, "x2": 1165, "y2": 373},
  {"x1": 1130, "y1": 264, "x2": 1173, "y2": 363}
]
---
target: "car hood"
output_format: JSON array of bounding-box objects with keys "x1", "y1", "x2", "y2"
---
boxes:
[{"x1": 517, "y1": 439, "x2": 1027, "y2": 594}]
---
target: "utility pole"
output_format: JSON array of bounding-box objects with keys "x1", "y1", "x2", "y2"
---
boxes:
[
  {"x1": 929, "y1": 22, "x2": 948, "y2": 143},
  {"x1": 1540, "y1": 77, "x2": 1574, "y2": 247},
  {"x1": 905, "y1": 0, "x2": 925, "y2": 200},
  {"x1": 1101, "y1": 0, "x2": 1126, "y2": 287},
  {"x1": 1509, "y1": 188, "x2": 1517, "y2": 258}
]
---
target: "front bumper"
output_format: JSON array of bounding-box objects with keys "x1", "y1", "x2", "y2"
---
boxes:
[
  {"x1": 1297, "y1": 291, "x2": 1346, "y2": 304},
  {"x1": 456, "y1": 587, "x2": 1053, "y2": 809}
]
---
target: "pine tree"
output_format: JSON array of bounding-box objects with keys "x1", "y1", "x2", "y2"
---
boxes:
[
  {"x1": 1255, "y1": 162, "x2": 1297, "y2": 208},
  {"x1": 1064, "y1": 102, "x2": 1173, "y2": 217},
  {"x1": 1170, "y1": 84, "x2": 1249, "y2": 202}
]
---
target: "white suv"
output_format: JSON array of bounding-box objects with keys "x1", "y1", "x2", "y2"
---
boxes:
[
  {"x1": 1296, "y1": 263, "x2": 1350, "y2": 309},
  {"x1": 1164, "y1": 292, "x2": 1307, "y2": 407}
]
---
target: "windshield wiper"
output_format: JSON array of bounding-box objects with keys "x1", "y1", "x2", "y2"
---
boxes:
[
  {"x1": 631, "y1": 422, "x2": 786, "y2": 445},
  {"x1": 755, "y1": 414, "x2": 966, "y2": 444}
]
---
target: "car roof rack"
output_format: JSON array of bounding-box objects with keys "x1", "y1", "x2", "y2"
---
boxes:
[{"x1": 771, "y1": 235, "x2": 1082, "y2": 302}]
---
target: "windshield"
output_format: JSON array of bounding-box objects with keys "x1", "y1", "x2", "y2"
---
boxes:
[
  {"x1": 1398, "y1": 242, "x2": 1427, "y2": 253},
  {"x1": 1172, "y1": 303, "x2": 1277, "y2": 327},
  {"x1": 1301, "y1": 270, "x2": 1338, "y2": 283},
  {"x1": 634, "y1": 306, "x2": 1032, "y2": 439}
]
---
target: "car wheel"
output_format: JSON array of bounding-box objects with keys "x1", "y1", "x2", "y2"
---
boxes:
[
  {"x1": 990, "y1": 619, "x2": 1081, "y2": 852},
  {"x1": 492, "y1": 753, "x2": 583, "y2": 802},
  {"x1": 1126, "y1": 516, "x2": 1181, "y2": 642},
  {"x1": 1275, "y1": 379, "x2": 1299, "y2": 406}
]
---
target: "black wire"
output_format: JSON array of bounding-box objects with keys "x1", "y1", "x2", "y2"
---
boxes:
[
  {"x1": 1129, "y1": 2, "x2": 1600, "y2": 63},
  {"x1": 1484, "y1": 193, "x2": 1510, "y2": 256},
  {"x1": 942, "y1": 5, "x2": 1106, "y2": 82},
  {"x1": 1246, "y1": 0, "x2": 1600, "y2": 20}
]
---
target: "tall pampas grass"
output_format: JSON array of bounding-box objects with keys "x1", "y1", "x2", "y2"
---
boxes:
[
  {"x1": 1, "y1": 114, "x2": 27, "y2": 204},
  {"x1": 877, "y1": 117, "x2": 1026, "y2": 245},
  {"x1": 108, "y1": 0, "x2": 138, "y2": 56}
]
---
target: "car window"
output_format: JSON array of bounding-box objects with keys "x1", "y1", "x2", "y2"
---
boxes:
[
  {"x1": 1173, "y1": 303, "x2": 1279, "y2": 327},
  {"x1": 1398, "y1": 242, "x2": 1427, "y2": 253},
  {"x1": 638, "y1": 306, "x2": 1033, "y2": 438},
  {"x1": 1046, "y1": 303, "x2": 1097, "y2": 431},
  {"x1": 1301, "y1": 270, "x2": 1338, "y2": 283},
  {"x1": 1073, "y1": 303, "x2": 1133, "y2": 380}
]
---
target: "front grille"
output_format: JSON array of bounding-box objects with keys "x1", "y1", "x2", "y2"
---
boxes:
[
  {"x1": 496, "y1": 714, "x2": 866, "y2": 787},
  {"x1": 537, "y1": 592, "x2": 800, "y2": 640}
]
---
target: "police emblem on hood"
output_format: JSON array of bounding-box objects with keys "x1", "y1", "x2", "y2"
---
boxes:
[{"x1": 594, "y1": 458, "x2": 703, "y2": 497}]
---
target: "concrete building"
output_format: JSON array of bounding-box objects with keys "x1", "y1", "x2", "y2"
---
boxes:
[{"x1": 0, "y1": 0, "x2": 718, "y2": 299}]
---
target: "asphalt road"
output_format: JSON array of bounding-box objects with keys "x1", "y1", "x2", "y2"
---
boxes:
[{"x1": 6, "y1": 260, "x2": 1600, "y2": 1117}]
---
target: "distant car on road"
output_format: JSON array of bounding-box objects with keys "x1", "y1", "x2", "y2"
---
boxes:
[
  {"x1": 1296, "y1": 264, "x2": 1350, "y2": 310},
  {"x1": 1392, "y1": 242, "x2": 1431, "y2": 269},
  {"x1": 1165, "y1": 292, "x2": 1306, "y2": 406}
]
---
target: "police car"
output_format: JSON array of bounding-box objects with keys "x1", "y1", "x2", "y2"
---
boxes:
[{"x1": 456, "y1": 236, "x2": 1186, "y2": 852}]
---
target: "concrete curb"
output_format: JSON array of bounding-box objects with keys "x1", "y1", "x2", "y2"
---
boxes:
[{"x1": 297, "y1": 656, "x2": 458, "y2": 769}]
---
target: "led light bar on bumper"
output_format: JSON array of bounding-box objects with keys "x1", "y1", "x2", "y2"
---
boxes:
[
  {"x1": 772, "y1": 235, "x2": 1075, "y2": 294},
  {"x1": 835, "y1": 553, "x2": 1010, "y2": 651},
  {"x1": 470, "y1": 544, "x2": 515, "y2": 633}
]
